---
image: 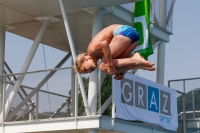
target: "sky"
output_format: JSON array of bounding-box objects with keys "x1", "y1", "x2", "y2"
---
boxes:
[{"x1": 4, "y1": 0, "x2": 200, "y2": 87}]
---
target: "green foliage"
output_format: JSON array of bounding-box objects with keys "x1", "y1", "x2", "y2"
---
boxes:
[
  {"x1": 78, "y1": 77, "x2": 89, "y2": 116},
  {"x1": 101, "y1": 75, "x2": 112, "y2": 117},
  {"x1": 77, "y1": 75, "x2": 113, "y2": 116},
  {"x1": 177, "y1": 89, "x2": 200, "y2": 119}
]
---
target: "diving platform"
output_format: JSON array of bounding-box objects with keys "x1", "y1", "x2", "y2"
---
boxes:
[{"x1": 1, "y1": 116, "x2": 174, "y2": 133}]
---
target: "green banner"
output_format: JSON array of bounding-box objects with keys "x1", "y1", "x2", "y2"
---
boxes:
[{"x1": 134, "y1": 0, "x2": 153, "y2": 60}]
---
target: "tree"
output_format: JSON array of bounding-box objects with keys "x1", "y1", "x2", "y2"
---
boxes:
[
  {"x1": 78, "y1": 75, "x2": 112, "y2": 116},
  {"x1": 100, "y1": 75, "x2": 112, "y2": 116},
  {"x1": 177, "y1": 88, "x2": 200, "y2": 119},
  {"x1": 78, "y1": 77, "x2": 89, "y2": 116}
]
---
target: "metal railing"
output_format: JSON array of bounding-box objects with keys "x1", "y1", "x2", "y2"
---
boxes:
[
  {"x1": 178, "y1": 110, "x2": 200, "y2": 120},
  {"x1": 169, "y1": 77, "x2": 200, "y2": 133},
  {"x1": 1, "y1": 67, "x2": 96, "y2": 122}
]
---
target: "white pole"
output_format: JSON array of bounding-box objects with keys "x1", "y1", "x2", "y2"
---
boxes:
[
  {"x1": 71, "y1": 57, "x2": 75, "y2": 117},
  {"x1": 183, "y1": 81, "x2": 186, "y2": 133},
  {"x1": 88, "y1": 9, "x2": 103, "y2": 133},
  {"x1": 192, "y1": 90, "x2": 195, "y2": 119},
  {"x1": 59, "y1": 0, "x2": 90, "y2": 115},
  {"x1": 29, "y1": 102, "x2": 34, "y2": 121},
  {"x1": 2, "y1": 18, "x2": 50, "y2": 120},
  {"x1": 36, "y1": 91, "x2": 39, "y2": 120},
  {"x1": 156, "y1": 41, "x2": 165, "y2": 85},
  {"x1": 1, "y1": 76, "x2": 6, "y2": 123},
  {"x1": 156, "y1": 0, "x2": 167, "y2": 85},
  {"x1": 112, "y1": 76, "x2": 115, "y2": 127},
  {"x1": 75, "y1": 74, "x2": 78, "y2": 117},
  {"x1": 0, "y1": 24, "x2": 5, "y2": 114},
  {"x1": 88, "y1": 9, "x2": 103, "y2": 116},
  {"x1": 100, "y1": 95, "x2": 112, "y2": 114},
  {"x1": 166, "y1": 0, "x2": 176, "y2": 24},
  {"x1": 150, "y1": 0, "x2": 155, "y2": 23}
]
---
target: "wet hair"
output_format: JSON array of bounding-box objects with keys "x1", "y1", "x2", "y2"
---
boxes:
[{"x1": 73, "y1": 53, "x2": 87, "y2": 73}]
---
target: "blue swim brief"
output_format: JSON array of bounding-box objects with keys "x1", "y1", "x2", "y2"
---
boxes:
[{"x1": 113, "y1": 25, "x2": 140, "y2": 43}]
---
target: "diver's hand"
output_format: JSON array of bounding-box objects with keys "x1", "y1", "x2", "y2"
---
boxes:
[
  {"x1": 114, "y1": 72, "x2": 125, "y2": 80},
  {"x1": 107, "y1": 65, "x2": 117, "y2": 75}
]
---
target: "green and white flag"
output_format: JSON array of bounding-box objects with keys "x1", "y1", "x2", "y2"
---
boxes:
[{"x1": 134, "y1": 0, "x2": 153, "y2": 60}]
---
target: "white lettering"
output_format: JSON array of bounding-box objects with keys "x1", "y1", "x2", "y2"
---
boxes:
[
  {"x1": 138, "y1": 86, "x2": 144, "y2": 106},
  {"x1": 163, "y1": 94, "x2": 168, "y2": 113},
  {"x1": 122, "y1": 82, "x2": 132, "y2": 102},
  {"x1": 150, "y1": 91, "x2": 158, "y2": 110}
]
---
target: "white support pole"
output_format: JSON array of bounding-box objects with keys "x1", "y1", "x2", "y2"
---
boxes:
[
  {"x1": 29, "y1": 102, "x2": 34, "y2": 121},
  {"x1": 5, "y1": 77, "x2": 14, "y2": 91},
  {"x1": 166, "y1": 0, "x2": 176, "y2": 25},
  {"x1": 183, "y1": 81, "x2": 186, "y2": 133},
  {"x1": 2, "y1": 77, "x2": 6, "y2": 123},
  {"x1": 150, "y1": 0, "x2": 155, "y2": 23},
  {"x1": 100, "y1": 95, "x2": 112, "y2": 114},
  {"x1": 74, "y1": 74, "x2": 78, "y2": 117},
  {"x1": 6, "y1": 53, "x2": 71, "y2": 122},
  {"x1": 71, "y1": 57, "x2": 75, "y2": 117},
  {"x1": 192, "y1": 90, "x2": 195, "y2": 119},
  {"x1": 0, "y1": 24, "x2": 5, "y2": 114},
  {"x1": 153, "y1": 40, "x2": 162, "y2": 50},
  {"x1": 59, "y1": 0, "x2": 90, "y2": 115},
  {"x1": 88, "y1": 9, "x2": 103, "y2": 133},
  {"x1": 112, "y1": 76, "x2": 115, "y2": 127},
  {"x1": 1, "y1": 19, "x2": 50, "y2": 121},
  {"x1": 35, "y1": 91, "x2": 39, "y2": 120},
  {"x1": 98, "y1": 70, "x2": 101, "y2": 115},
  {"x1": 156, "y1": 1, "x2": 167, "y2": 85},
  {"x1": 156, "y1": 41, "x2": 165, "y2": 84},
  {"x1": 88, "y1": 9, "x2": 103, "y2": 116}
]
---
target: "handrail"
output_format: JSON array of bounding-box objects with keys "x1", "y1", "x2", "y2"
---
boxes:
[
  {"x1": 178, "y1": 110, "x2": 200, "y2": 120},
  {"x1": 1, "y1": 66, "x2": 72, "y2": 78}
]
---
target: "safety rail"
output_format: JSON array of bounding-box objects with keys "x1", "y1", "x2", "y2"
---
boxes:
[
  {"x1": 0, "y1": 67, "x2": 177, "y2": 133},
  {"x1": 0, "y1": 67, "x2": 95, "y2": 122},
  {"x1": 169, "y1": 77, "x2": 200, "y2": 133},
  {"x1": 178, "y1": 110, "x2": 200, "y2": 120}
]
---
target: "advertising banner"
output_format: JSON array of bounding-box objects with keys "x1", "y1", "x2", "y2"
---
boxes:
[{"x1": 113, "y1": 73, "x2": 178, "y2": 131}]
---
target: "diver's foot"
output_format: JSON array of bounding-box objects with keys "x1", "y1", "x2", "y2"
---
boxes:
[
  {"x1": 136, "y1": 65, "x2": 156, "y2": 71},
  {"x1": 131, "y1": 52, "x2": 154, "y2": 67}
]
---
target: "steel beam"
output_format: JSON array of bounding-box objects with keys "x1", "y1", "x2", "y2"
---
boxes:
[
  {"x1": 59, "y1": 0, "x2": 90, "y2": 115},
  {"x1": 183, "y1": 81, "x2": 186, "y2": 133},
  {"x1": 150, "y1": 24, "x2": 170, "y2": 42},
  {"x1": 0, "y1": 24, "x2": 5, "y2": 115},
  {"x1": 75, "y1": 74, "x2": 78, "y2": 117},
  {"x1": 71, "y1": 57, "x2": 75, "y2": 117},
  {"x1": 166, "y1": 0, "x2": 176, "y2": 24},
  {"x1": 156, "y1": 1, "x2": 167, "y2": 85},
  {"x1": 100, "y1": 95, "x2": 112, "y2": 114},
  {"x1": 88, "y1": 9, "x2": 103, "y2": 116},
  {"x1": 104, "y1": 6, "x2": 134, "y2": 24}
]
